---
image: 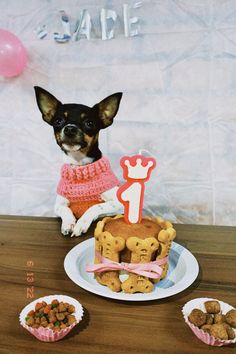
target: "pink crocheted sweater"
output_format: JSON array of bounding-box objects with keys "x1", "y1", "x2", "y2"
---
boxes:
[{"x1": 57, "y1": 156, "x2": 119, "y2": 218}]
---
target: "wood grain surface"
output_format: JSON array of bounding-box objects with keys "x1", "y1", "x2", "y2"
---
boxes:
[{"x1": 0, "y1": 215, "x2": 235, "y2": 354}]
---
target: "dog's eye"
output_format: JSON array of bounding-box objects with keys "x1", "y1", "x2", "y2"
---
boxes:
[
  {"x1": 54, "y1": 118, "x2": 64, "y2": 127},
  {"x1": 84, "y1": 120, "x2": 94, "y2": 129}
]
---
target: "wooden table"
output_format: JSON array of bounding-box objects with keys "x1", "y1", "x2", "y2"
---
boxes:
[{"x1": 0, "y1": 215, "x2": 235, "y2": 354}]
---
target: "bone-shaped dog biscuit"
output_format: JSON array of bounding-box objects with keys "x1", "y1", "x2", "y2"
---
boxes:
[
  {"x1": 153, "y1": 227, "x2": 176, "y2": 281},
  {"x1": 121, "y1": 237, "x2": 159, "y2": 293},
  {"x1": 96, "y1": 271, "x2": 122, "y2": 292},
  {"x1": 126, "y1": 237, "x2": 159, "y2": 263},
  {"x1": 121, "y1": 274, "x2": 154, "y2": 293},
  {"x1": 99, "y1": 231, "x2": 125, "y2": 261},
  {"x1": 95, "y1": 231, "x2": 125, "y2": 292},
  {"x1": 157, "y1": 228, "x2": 176, "y2": 259},
  {"x1": 158, "y1": 228, "x2": 176, "y2": 243}
]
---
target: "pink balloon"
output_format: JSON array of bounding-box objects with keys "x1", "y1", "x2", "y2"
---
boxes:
[{"x1": 0, "y1": 29, "x2": 28, "y2": 77}]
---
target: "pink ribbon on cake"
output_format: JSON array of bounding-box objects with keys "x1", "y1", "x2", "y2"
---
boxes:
[{"x1": 86, "y1": 252, "x2": 168, "y2": 279}]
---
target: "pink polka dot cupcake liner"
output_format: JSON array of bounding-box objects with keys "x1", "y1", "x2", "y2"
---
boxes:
[
  {"x1": 19, "y1": 294, "x2": 83, "y2": 342},
  {"x1": 182, "y1": 298, "x2": 236, "y2": 346}
]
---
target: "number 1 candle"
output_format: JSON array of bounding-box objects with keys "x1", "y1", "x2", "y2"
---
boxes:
[{"x1": 117, "y1": 155, "x2": 156, "y2": 224}]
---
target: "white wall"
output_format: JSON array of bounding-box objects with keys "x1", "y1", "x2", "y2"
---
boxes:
[{"x1": 1, "y1": 0, "x2": 236, "y2": 225}]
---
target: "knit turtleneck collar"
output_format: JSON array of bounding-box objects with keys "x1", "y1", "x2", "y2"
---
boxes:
[{"x1": 60, "y1": 156, "x2": 113, "y2": 182}]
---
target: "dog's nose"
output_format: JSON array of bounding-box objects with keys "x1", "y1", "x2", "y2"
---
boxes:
[{"x1": 64, "y1": 124, "x2": 78, "y2": 137}]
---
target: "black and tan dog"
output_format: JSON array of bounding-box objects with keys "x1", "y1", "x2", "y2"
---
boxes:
[{"x1": 34, "y1": 87, "x2": 123, "y2": 236}]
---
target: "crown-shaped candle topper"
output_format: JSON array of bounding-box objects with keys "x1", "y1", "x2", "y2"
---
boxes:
[{"x1": 117, "y1": 155, "x2": 156, "y2": 224}]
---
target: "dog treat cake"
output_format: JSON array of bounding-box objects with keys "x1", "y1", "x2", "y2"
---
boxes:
[
  {"x1": 86, "y1": 154, "x2": 176, "y2": 293},
  {"x1": 86, "y1": 214, "x2": 176, "y2": 293}
]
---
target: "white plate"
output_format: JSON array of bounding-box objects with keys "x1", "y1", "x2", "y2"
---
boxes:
[{"x1": 64, "y1": 238, "x2": 199, "y2": 301}]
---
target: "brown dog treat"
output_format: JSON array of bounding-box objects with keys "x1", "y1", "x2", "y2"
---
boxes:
[
  {"x1": 214, "y1": 313, "x2": 225, "y2": 324},
  {"x1": 206, "y1": 313, "x2": 214, "y2": 325},
  {"x1": 26, "y1": 317, "x2": 34, "y2": 326},
  {"x1": 121, "y1": 237, "x2": 159, "y2": 294},
  {"x1": 188, "y1": 309, "x2": 207, "y2": 327},
  {"x1": 204, "y1": 300, "x2": 221, "y2": 314},
  {"x1": 99, "y1": 232, "x2": 125, "y2": 261},
  {"x1": 222, "y1": 323, "x2": 236, "y2": 340},
  {"x1": 95, "y1": 232, "x2": 125, "y2": 292},
  {"x1": 126, "y1": 237, "x2": 159, "y2": 263},
  {"x1": 96, "y1": 271, "x2": 122, "y2": 292},
  {"x1": 201, "y1": 324, "x2": 212, "y2": 334},
  {"x1": 155, "y1": 229, "x2": 176, "y2": 281},
  {"x1": 121, "y1": 273, "x2": 154, "y2": 294},
  {"x1": 225, "y1": 309, "x2": 236, "y2": 328},
  {"x1": 210, "y1": 324, "x2": 228, "y2": 340}
]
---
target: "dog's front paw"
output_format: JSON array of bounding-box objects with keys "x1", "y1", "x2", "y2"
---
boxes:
[
  {"x1": 71, "y1": 217, "x2": 91, "y2": 237},
  {"x1": 61, "y1": 222, "x2": 75, "y2": 236},
  {"x1": 61, "y1": 217, "x2": 76, "y2": 236}
]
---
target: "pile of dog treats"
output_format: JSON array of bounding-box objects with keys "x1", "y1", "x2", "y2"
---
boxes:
[
  {"x1": 25, "y1": 299, "x2": 76, "y2": 332},
  {"x1": 188, "y1": 300, "x2": 236, "y2": 340}
]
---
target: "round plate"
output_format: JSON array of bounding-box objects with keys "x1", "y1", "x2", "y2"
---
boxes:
[{"x1": 64, "y1": 238, "x2": 199, "y2": 301}]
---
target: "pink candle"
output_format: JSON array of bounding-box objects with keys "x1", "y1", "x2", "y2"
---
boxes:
[{"x1": 117, "y1": 155, "x2": 156, "y2": 224}]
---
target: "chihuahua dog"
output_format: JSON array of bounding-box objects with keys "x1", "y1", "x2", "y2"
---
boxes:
[{"x1": 34, "y1": 87, "x2": 123, "y2": 236}]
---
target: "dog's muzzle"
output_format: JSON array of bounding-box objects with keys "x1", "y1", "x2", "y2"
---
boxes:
[
  {"x1": 63, "y1": 124, "x2": 78, "y2": 138},
  {"x1": 60, "y1": 124, "x2": 87, "y2": 152}
]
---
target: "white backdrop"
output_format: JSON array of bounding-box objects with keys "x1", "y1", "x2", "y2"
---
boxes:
[{"x1": 0, "y1": 0, "x2": 236, "y2": 225}]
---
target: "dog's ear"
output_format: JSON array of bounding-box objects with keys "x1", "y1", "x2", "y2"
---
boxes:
[
  {"x1": 94, "y1": 92, "x2": 122, "y2": 128},
  {"x1": 34, "y1": 86, "x2": 62, "y2": 125}
]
